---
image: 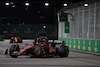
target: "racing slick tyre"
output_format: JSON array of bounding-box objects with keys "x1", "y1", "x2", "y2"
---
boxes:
[
  {"x1": 58, "y1": 45, "x2": 69, "y2": 57},
  {"x1": 65, "y1": 46, "x2": 69, "y2": 57},
  {"x1": 10, "y1": 40, "x2": 13, "y2": 43},
  {"x1": 34, "y1": 45, "x2": 42, "y2": 56},
  {"x1": 34, "y1": 45, "x2": 46, "y2": 57},
  {"x1": 9, "y1": 44, "x2": 20, "y2": 58},
  {"x1": 19, "y1": 39, "x2": 22, "y2": 43}
]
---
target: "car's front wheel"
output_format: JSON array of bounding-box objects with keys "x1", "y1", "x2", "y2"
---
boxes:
[{"x1": 9, "y1": 44, "x2": 20, "y2": 58}]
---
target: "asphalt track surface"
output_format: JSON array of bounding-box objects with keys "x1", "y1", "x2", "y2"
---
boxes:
[{"x1": 0, "y1": 40, "x2": 100, "y2": 67}]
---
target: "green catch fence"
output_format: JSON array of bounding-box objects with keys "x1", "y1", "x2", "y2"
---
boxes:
[{"x1": 59, "y1": 38, "x2": 100, "y2": 54}]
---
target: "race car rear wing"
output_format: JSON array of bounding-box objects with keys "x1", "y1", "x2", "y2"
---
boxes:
[{"x1": 48, "y1": 40, "x2": 64, "y2": 44}]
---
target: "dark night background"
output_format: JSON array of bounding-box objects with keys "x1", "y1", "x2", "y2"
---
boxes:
[{"x1": 0, "y1": 0, "x2": 85, "y2": 25}]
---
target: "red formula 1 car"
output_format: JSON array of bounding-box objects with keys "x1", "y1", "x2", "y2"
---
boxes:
[{"x1": 7, "y1": 36, "x2": 69, "y2": 58}]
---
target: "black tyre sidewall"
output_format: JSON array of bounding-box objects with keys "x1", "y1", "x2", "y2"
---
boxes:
[
  {"x1": 9, "y1": 45, "x2": 20, "y2": 58},
  {"x1": 34, "y1": 45, "x2": 42, "y2": 55},
  {"x1": 65, "y1": 46, "x2": 69, "y2": 57},
  {"x1": 58, "y1": 45, "x2": 66, "y2": 57}
]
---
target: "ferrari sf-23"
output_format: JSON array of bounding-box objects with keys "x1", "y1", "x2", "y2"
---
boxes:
[{"x1": 7, "y1": 36, "x2": 69, "y2": 58}]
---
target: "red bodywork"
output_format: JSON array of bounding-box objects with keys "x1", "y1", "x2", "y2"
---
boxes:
[
  {"x1": 18, "y1": 39, "x2": 58, "y2": 56},
  {"x1": 18, "y1": 45, "x2": 35, "y2": 55}
]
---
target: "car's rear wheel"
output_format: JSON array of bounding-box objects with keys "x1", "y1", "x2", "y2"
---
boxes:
[
  {"x1": 34, "y1": 45, "x2": 47, "y2": 57},
  {"x1": 65, "y1": 46, "x2": 69, "y2": 57},
  {"x1": 19, "y1": 39, "x2": 22, "y2": 43},
  {"x1": 58, "y1": 45, "x2": 69, "y2": 57},
  {"x1": 34, "y1": 45, "x2": 42, "y2": 56},
  {"x1": 10, "y1": 40, "x2": 13, "y2": 43},
  {"x1": 9, "y1": 44, "x2": 20, "y2": 58}
]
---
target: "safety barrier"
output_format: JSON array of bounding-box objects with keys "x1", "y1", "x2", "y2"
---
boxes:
[{"x1": 58, "y1": 38, "x2": 100, "y2": 53}]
